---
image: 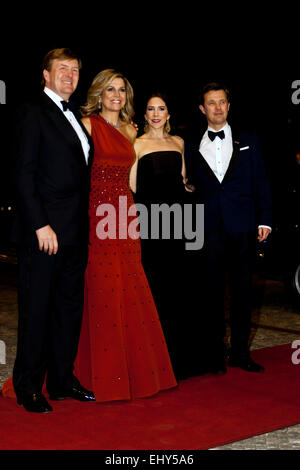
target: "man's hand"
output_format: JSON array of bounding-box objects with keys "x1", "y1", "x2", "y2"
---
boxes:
[
  {"x1": 131, "y1": 121, "x2": 139, "y2": 132},
  {"x1": 36, "y1": 225, "x2": 58, "y2": 255},
  {"x1": 257, "y1": 226, "x2": 271, "y2": 243}
]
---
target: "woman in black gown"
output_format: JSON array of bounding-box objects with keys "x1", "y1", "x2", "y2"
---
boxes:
[{"x1": 130, "y1": 93, "x2": 192, "y2": 379}]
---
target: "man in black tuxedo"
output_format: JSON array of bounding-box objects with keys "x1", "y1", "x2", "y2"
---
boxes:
[
  {"x1": 12, "y1": 48, "x2": 95, "y2": 412},
  {"x1": 184, "y1": 82, "x2": 272, "y2": 375}
]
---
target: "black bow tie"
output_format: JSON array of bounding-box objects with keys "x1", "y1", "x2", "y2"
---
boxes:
[
  {"x1": 208, "y1": 130, "x2": 225, "y2": 141},
  {"x1": 61, "y1": 100, "x2": 76, "y2": 112}
]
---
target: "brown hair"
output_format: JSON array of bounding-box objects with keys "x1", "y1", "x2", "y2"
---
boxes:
[
  {"x1": 41, "y1": 48, "x2": 82, "y2": 86},
  {"x1": 144, "y1": 92, "x2": 171, "y2": 133},
  {"x1": 199, "y1": 82, "x2": 230, "y2": 105}
]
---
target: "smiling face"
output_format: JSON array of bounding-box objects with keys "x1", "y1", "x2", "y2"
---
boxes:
[
  {"x1": 199, "y1": 89, "x2": 230, "y2": 130},
  {"x1": 100, "y1": 77, "x2": 127, "y2": 114},
  {"x1": 43, "y1": 58, "x2": 80, "y2": 100},
  {"x1": 145, "y1": 96, "x2": 170, "y2": 131}
]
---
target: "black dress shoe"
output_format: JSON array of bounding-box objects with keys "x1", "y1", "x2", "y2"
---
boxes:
[
  {"x1": 228, "y1": 356, "x2": 265, "y2": 372},
  {"x1": 49, "y1": 384, "x2": 95, "y2": 402},
  {"x1": 17, "y1": 393, "x2": 53, "y2": 413}
]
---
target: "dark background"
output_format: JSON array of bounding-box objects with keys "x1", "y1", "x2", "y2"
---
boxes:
[{"x1": 0, "y1": 30, "x2": 297, "y2": 245}]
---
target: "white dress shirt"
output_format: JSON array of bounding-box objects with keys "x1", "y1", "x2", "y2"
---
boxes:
[
  {"x1": 199, "y1": 122, "x2": 232, "y2": 183},
  {"x1": 199, "y1": 122, "x2": 271, "y2": 232},
  {"x1": 44, "y1": 87, "x2": 90, "y2": 164}
]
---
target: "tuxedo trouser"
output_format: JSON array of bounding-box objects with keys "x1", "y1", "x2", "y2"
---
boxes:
[
  {"x1": 13, "y1": 244, "x2": 87, "y2": 397},
  {"x1": 201, "y1": 228, "x2": 255, "y2": 361}
]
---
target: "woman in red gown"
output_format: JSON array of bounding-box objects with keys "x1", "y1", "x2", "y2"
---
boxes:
[
  {"x1": 74, "y1": 70, "x2": 177, "y2": 402},
  {"x1": 1, "y1": 70, "x2": 177, "y2": 403}
]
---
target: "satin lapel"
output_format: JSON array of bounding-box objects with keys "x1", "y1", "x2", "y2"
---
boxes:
[
  {"x1": 40, "y1": 93, "x2": 87, "y2": 165},
  {"x1": 198, "y1": 150, "x2": 221, "y2": 183},
  {"x1": 196, "y1": 130, "x2": 221, "y2": 184},
  {"x1": 75, "y1": 111, "x2": 94, "y2": 168},
  {"x1": 222, "y1": 130, "x2": 240, "y2": 183}
]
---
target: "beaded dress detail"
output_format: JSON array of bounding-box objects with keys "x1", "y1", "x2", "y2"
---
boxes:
[{"x1": 74, "y1": 115, "x2": 177, "y2": 402}]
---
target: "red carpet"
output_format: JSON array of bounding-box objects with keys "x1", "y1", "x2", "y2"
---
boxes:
[{"x1": 1, "y1": 343, "x2": 300, "y2": 450}]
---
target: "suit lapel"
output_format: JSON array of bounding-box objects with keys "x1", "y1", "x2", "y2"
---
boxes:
[
  {"x1": 41, "y1": 93, "x2": 88, "y2": 165},
  {"x1": 75, "y1": 110, "x2": 94, "y2": 168},
  {"x1": 196, "y1": 129, "x2": 221, "y2": 184},
  {"x1": 222, "y1": 131, "x2": 240, "y2": 183},
  {"x1": 198, "y1": 150, "x2": 221, "y2": 183},
  {"x1": 196, "y1": 127, "x2": 241, "y2": 184}
]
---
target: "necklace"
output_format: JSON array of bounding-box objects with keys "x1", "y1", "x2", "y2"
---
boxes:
[{"x1": 100, "y1": 114, "x2": 122, "y2": 128}]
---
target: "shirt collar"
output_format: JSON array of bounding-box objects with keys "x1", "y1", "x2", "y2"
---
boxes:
[
  {"x1": 207, "y1": 122, "x2": 231, "y2": 136},
  {"x1": 44, "y1": 87, "x2": 68, "y2": 112}
]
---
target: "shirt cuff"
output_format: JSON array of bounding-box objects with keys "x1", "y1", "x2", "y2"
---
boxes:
[{"x1": 258, "y1": 225, "x2": 272, "y2": 232}]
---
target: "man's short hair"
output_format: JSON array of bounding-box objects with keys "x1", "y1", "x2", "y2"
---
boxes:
[
  {"x1": 199, "y1": 82, "x2": 230, "y2": 105},
  {"x1": 41, "y1": 48, "x2": 82, "y2": 86}
]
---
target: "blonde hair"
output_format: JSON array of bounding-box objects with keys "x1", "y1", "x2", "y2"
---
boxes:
[{"x1": 81, "y1": 69, "x2": 134, "y2": 123}]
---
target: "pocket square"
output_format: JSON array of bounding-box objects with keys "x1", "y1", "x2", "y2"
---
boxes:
[{"x1": 240, "y1": 146, "x2": 250, "y2": 151}]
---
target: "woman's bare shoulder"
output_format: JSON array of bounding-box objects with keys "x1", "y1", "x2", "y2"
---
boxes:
[
  {"x1": 166, "y1": 134, "x2": 184, "y2": 153},
  {"x1": 172, "y1": 134, "x2": 184, "y2": 146},
  {"x1": 81, "y1": 117, "x2": 92, "y2": 135},
  {"x1": 123, "y1": 123, "x2": 137, "y2": 143}
]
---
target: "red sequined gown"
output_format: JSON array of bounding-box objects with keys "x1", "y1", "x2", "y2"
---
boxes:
[
  {"x1": 74, "y1": 115, "x2": 177, "y2": 402},
  {"x1": 1, "y1": 115, "x2": 177, "y2": 402}
]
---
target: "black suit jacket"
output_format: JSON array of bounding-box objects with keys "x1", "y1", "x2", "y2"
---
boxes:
[
  {"x1": 12, "y1": 92, "x2": 94, "y2": 246},
  {"x1": 184, "y1": 127, "x2": 272, "y2": 233}
]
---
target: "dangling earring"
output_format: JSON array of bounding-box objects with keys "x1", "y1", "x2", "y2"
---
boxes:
[
  {"x1": 165, "y1": 118, "x2": 171, "y2": 134},
  {"x1": 98, "y1": 99, "x2": 102, "y2": 112}
]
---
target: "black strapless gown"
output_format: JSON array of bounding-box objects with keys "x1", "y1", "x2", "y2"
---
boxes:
[{"x1": 134, "y1": 151, "x2": 191, "y2": 379}]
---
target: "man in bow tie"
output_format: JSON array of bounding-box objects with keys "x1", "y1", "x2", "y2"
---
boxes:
[
  {"x1": 11, "y1": 48, "x2": 95, "y2": 412},
  {"x1": 184, "y1": 82, "x2": 272, "y2": 376}
]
